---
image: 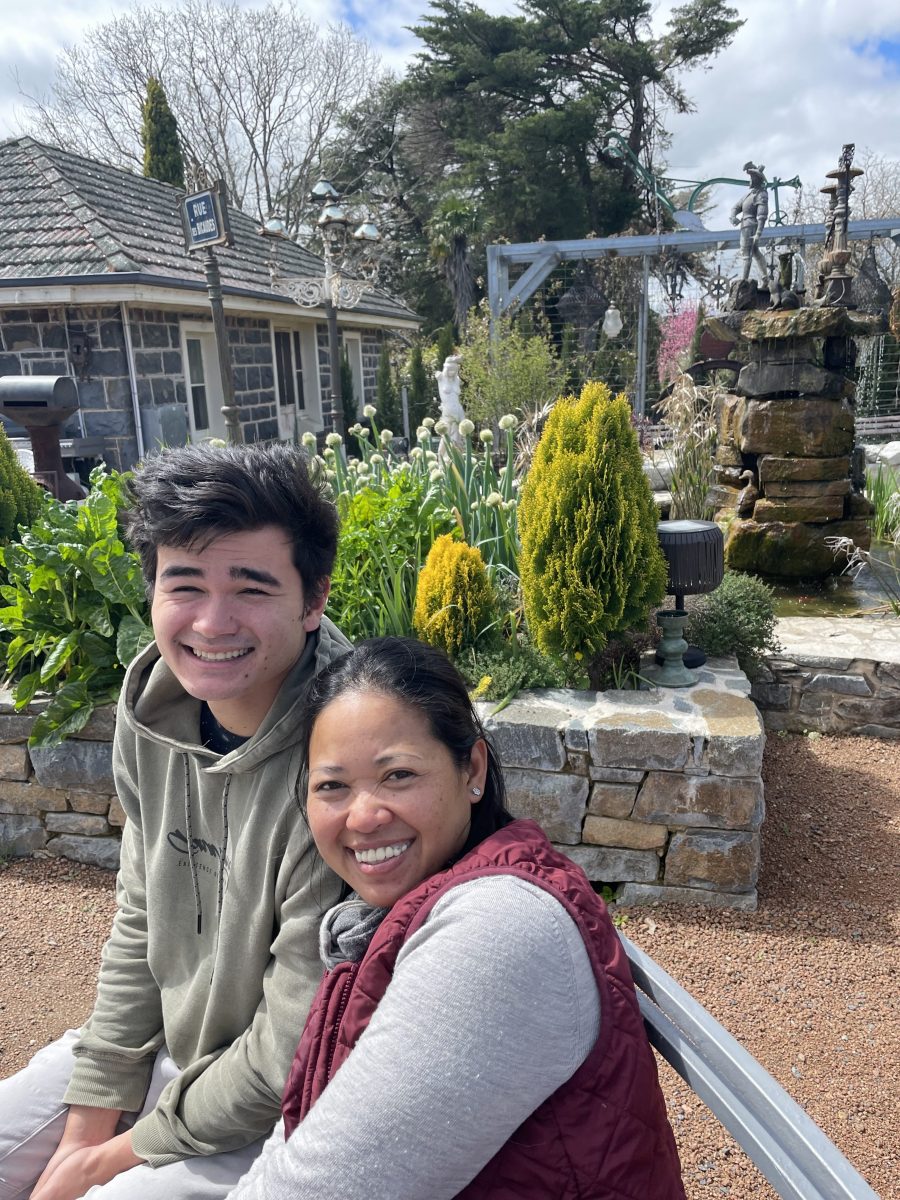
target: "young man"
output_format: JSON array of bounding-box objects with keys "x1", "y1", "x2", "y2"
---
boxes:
[{"x1": 0, "y1": 443, "x2": 351, "y2": 1200}]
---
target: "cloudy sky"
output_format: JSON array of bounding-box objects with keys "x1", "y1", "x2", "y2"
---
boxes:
[{"x1": 3, "y1": 0, "x2": 900, "y2": 230}]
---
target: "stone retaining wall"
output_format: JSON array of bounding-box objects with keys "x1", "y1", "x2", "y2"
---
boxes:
[
  {"x1": 0, "y1": 699, "x2": 121, "y2": 870},
  {"x1": 754, "y1": 618, "x2": 900, "y2": 737},
  {"x1": 0, "y1": 662, "x2": 766, "y2": 909}
]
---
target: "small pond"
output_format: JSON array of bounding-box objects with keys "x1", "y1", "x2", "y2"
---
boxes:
[{"x1": 770, "y1": 540, "x2": 899, "y2": 617}]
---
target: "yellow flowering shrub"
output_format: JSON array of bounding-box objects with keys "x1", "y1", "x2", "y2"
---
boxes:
[{"x1": 413, "y1": 535, "x2": 495, "y2": 658}]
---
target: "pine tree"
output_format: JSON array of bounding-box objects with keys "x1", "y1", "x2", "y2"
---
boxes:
[
  {"x1": 435, "y1": 322, "x2": 457, "y2": 367},
  {"x1": 518, "y1": 381, "x2": 667, "y2": 689},
  {"x1": 141, "y1": 77, "x2": 185, "y2": 187}
]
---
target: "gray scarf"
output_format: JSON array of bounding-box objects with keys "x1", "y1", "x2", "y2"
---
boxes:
[{"x1": 319, "y1": 895, "x2": 389, "y2": 970}]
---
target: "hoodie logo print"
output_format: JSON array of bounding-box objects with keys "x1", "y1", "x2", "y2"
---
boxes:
[{"x1": 167, "y1": 828, "x2": 231, "y2": 878}]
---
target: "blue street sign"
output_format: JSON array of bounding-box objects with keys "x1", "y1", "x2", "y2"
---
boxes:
[{"x1": 182, "y1": 184, "x2": 233, "y2": 250}]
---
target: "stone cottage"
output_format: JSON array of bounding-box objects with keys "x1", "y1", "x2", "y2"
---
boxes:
[{"x1": 0, "y1": 137, "x2": 418, "y2": 472}]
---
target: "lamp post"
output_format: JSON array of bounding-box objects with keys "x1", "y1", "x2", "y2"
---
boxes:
[{"x1": 279, "y1": 181, "x2": 381, "y2": 438}]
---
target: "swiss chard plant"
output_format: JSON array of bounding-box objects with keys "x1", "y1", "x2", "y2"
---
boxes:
[{"x1": 0, "y1": 467, "x2": 152, "y2": 746}]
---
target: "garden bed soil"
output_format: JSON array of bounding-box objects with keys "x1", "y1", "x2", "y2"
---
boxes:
[{"x1": 0, "y1": 733, "x2": 896, "y2": 1199}]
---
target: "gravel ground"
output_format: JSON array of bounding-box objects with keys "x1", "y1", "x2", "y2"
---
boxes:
[{"x1": 1, "y1": 732, "x2": 896, "y2": 1198}]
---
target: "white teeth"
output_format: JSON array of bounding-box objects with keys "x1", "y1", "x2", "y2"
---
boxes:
[
  {"x1": 354, "y1": 841, "x2": 410, "y2": 865},
  {"x1": 191, "y1": 648, "x2": 250, "y2": 662}
]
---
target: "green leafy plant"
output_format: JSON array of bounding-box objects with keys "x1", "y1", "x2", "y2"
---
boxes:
[
  {"x1": 316, "y1": 404, "x2": 521, "y2": 576},
  {"x1": 593, "y1": 628, "x2": 656, "y2": 691},
  {"x1": 457, "y1": 307, "x2": 565, "y2": 427},
  {"x1": 518, "y1": 380, "x2": 668, "y2": 690},
  {"x1": 0, "y1": 467, "x2": 153, "y2": 745},
  {"x1": 458, "y1": 640, "x2": 568, "y2": 706},
  {"x1": 327, "y1": 470, "x2": 453, "y2": 641},
  {"x1": 866, "y1": 464, "x2": 900, "y2": 543},
  {"x1": 684, "y1": 570, "x2": 781, "y2": 677}
]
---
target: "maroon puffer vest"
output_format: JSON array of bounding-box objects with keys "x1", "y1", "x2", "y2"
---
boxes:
[{"x1": 282, "y1": 819, "x2": 685, "y2": 1200}]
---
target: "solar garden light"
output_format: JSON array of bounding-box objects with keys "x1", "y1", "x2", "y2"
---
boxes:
[{"x1": 648, "y1": 519, "x2": 724, "y2": 688}]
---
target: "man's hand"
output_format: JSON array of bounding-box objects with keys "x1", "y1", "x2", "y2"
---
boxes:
[
  {"x1": 30, "y1": 1106, "x2": 141, "y2": 1200},
  {"x1": 30, "y1": 1132, "x2": 141, "y2": 1200}
]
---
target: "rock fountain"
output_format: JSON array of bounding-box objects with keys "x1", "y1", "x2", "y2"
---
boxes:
[{"x1": 707, "y1": 147, "x2": 883, "y2": 580}]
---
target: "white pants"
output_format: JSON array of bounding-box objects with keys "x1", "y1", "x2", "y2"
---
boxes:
[{"x1": 0, "y1": 1031, "x2": 266, "y2": 1200}]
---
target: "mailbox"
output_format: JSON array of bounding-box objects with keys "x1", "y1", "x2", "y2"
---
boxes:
[{"x1": 0, "y1": 375, "x2": 85, "y2": 499}]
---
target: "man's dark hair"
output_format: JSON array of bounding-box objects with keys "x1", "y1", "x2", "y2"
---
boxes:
[{"x1": 124, "y1": 442, "x2": 339, "y2": 602}]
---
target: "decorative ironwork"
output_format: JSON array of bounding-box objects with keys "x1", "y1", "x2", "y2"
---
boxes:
[{"x1": 280, "y1": 274, "x2": 369, "y2": 309}]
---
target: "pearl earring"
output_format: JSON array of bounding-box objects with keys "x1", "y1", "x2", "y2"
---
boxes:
[{"x1": 471, "y1": 786, "x2": 482, "y2": 796}]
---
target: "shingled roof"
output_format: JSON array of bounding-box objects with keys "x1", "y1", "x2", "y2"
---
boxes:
[{"x1": 0, "y1": 136, "x2": 417, "y2": 324}]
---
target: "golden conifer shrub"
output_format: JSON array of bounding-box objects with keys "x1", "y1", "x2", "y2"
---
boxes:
[
  {"x1": 413, "y1": 534, "x2": 496, "y2": 658},
  {"x1": 518, "y1": 381, "x2": 668, "y2": 689}
]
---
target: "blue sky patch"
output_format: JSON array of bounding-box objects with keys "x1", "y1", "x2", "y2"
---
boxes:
[{"x1": 852, "y1": 37, "x2": 900, "y2": 70}]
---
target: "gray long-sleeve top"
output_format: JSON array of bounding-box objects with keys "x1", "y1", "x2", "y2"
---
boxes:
[{"x1": 228, "y1": 873, "x2": 601, "y2": 1200}]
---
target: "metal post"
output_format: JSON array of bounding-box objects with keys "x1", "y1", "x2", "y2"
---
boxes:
[
  {"x1": 400, "y1": 382, "x2": 410, "y2": 441},
  {"x1": 203, "y1": 248, "x2": 242, "y2": 444},
  {"x1": 325, "y1": 298, "x2": 344, "y2": 438},
  {"x1": 635, "y1": 254, "x2": 651, "y2": 417}
]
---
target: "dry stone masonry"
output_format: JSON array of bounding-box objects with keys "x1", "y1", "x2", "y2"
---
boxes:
[
  {"x1": 709, "y1": 307, "x2": 882, "y2": 580},
  {"x1": 2, "y1": 663, "x2": 766, "y2": 910},
  {"x1": 0, "y1": 698, "x2": 121, "y2": 869},
  {"x1": 753, "y1": 618, "x2": 900, "y2": 737},
  {"x1": 478, "y1": 660, "x2": 765, "y2": 910}
]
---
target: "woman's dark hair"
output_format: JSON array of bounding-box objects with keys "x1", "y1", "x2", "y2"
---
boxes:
[
  {"x1": 303, "y1": 637, "x2": 512, "y2": 853},
  {"x1": 124, "y1": 442, "x2": 338, "y2": 603}
]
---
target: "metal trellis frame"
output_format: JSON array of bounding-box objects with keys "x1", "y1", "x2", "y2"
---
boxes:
[{"x1": 487, "y1": 218, "x2": 900, "y2": 414}]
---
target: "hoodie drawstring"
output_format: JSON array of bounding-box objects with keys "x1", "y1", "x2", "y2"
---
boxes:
[
  {"x1": 183, "y1": 754, "x2": 203, "y2": 935},
  {"x1": 209, "y1": 776, "x2": 232, "y2": 982}
]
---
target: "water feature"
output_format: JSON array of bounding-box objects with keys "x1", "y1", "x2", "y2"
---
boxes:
[{"x1": 770, "y1": 539, "x2": 899, "y2": 616}]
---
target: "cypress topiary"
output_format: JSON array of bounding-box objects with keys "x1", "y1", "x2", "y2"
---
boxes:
[
  {"x1": 407, "y1": 341, "x2": 432, "y2": 428},
  {"x1": 413, "y1": 535, "x2": 495, "y2": 658},
  {"x1": 375, "y1": 345, "x2": 401, "y2": 433},
  {"x1": 434, "y1": 322, "x2": 457, "y2": 367},
  {"x1": 0, "y1": 424, "x2": 43, "y2": 546},
  {"x1": 141, "y1": 77, "x2": 185, "y2": 188},
  {"x1": 518, "y1": 380, "x2": 668, "y2": 690}
]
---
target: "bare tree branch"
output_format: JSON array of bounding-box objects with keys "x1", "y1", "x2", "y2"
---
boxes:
[{"x1": 15, "y1": 0, "x2": 383, "y2": 235}]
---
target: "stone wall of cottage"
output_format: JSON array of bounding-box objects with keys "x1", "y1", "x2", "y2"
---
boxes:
[
  {"x1": 1, "y1": 305, "x2": 394, "y2": 465},
  {"x1": 316, "y1": 326, "x2": 391, "y2": 421},
  {"x1": 0, "y1": 659, "x2": 769, "y2": 910},
  {"x1": 0, "y1": 304, "x2": 139, "y2": 470}
]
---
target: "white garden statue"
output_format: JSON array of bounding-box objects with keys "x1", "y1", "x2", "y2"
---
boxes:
[{"x1": 435, "y1": 354, "x2": 467, "y2": 452}]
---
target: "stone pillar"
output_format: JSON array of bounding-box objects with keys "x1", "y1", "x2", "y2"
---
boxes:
[{"x1": 709, "y1": 307, "x2": 882, "y2": 580}]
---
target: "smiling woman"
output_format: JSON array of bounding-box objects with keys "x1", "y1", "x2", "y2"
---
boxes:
[{"x1": 227, "y1": 638, "x2": 687, "y2": 1200}]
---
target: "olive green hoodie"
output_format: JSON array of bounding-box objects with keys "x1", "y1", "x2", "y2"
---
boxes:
[{"x1": 63, "y1": 616, "x2": 351, "y2": 1166}]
